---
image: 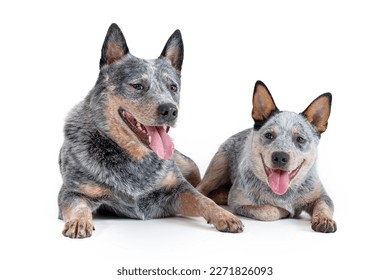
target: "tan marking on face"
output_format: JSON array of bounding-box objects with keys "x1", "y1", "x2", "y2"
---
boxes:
[
  {"x1": 79, "y1": 183, "x2": 112, "y2": 199},
  {"x1": 162, "y1": 72, "x2": 169, "y2": 79},
  {"x1": 292, "y1": 127, "x2": 299, "y2": 134},
  {"x1": 105, "y1": 94, "x2": 150, "y2": 160}
]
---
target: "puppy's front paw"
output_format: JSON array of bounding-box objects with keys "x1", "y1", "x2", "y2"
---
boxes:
[
  {"x1": 62, "y1": 218, "x2": 94, "y2": 238},
  {"x1": 209, "y1": 210, "x2": 244, "y2": 233},
  {"x1": 311, "y1": 216, "x2": 337, "y2": 233}
]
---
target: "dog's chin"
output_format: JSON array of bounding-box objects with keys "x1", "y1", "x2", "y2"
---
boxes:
[
  {"x1": 118, "y1": 108, "x2": 174, "y2": 160},
  {"x1": 261, "y1": 156, "x2": 304, "y2": 195}
]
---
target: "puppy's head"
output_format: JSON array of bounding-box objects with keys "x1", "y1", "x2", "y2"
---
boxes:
[
  {"x1": 93, "y1": 24, "x2": 184, "y2": 160},
  {"x1": 250, "y1": 81, "x2": 332, "y2": 195}
]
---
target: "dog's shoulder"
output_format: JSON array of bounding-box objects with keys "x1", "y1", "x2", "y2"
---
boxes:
[{"x1": 220, "y1": 128, "x2": 252, "y2": 151}]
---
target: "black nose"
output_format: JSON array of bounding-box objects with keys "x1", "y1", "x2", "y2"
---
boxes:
[
  {"x1": 159, "y1": 103, "x2": 178, "y2": 122},
  {"x1": 272, "y1": 151, "x2": 289, "y2": 168}
]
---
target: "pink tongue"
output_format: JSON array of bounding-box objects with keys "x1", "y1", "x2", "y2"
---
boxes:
[
  {"x1": 268, "y1": 170, "x2": 289, "y2": 195},
  {"x1": 144, "y1": 126, "x2": 174, "y2": 160}
]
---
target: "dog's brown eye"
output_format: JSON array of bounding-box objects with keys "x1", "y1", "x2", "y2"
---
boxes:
[
  {"x1": 265, "y1": 132, "x2": 274, "y2": 140},
  {"x1": 131, "y1": 84, "x2": 144, "y2": 90},
  {"x1": 170, "y1": 84, "x2": 177, "y2": 92}
]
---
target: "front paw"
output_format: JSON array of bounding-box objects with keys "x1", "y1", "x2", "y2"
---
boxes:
[
  {"x1": 311, "y1": 216, "x2": 337, "y2": 233},
  {"x1": 62, "y1": 218, "x2": 94, "y2": 238},
  {"x1": 209, "y1": 210, "x2": 244, "y2": 233}
]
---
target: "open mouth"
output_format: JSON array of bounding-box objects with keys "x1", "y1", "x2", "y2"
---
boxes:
[
  {"x1": 262, "y1": 156, "x2": 304, "y2": 195},
  {"x1": 119, "y1": 108, "x2": 174, "y2": 160}
]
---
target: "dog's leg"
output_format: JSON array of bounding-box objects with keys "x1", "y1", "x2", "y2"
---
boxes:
[
  {"x1": 235, "y1": 205, "x2": 290, "y2": 221},
  {"x1": 229, "y1": 185, "x2": 289, "y2": 220},
  {"x1": 207, "y1": 185, "x2": 230, "y2": 205},
  {"x1": 310, "y1": 195, "x2": 337, "y2": 233},
  {"x1": 173, "y1": 151, "x2": 201, "y2": 186},
  {"x1": 196, "y1": 152, "x2": 231, "y2": 203},
  {"x1": 60, "y1": 198, "x2": 94, "y2": 238},
  {"x1": 174, "y1": 187, "x2": 243, "y2": 233}
]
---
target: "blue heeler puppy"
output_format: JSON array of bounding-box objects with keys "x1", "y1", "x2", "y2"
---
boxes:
[{"x1": 197, "y1": 81, "x2": 336, "y2": 233}]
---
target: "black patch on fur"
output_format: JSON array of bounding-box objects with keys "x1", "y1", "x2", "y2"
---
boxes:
[{"x1": 138, "y1": 185, "x2": 182, "y2": 219}]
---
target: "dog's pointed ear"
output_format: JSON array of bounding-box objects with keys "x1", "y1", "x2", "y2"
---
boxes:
[
  {"x1": 160, "y1": 29, "x2": 184, "y2": 73},
  {"x1": 302, "y1": 93, "x2": 332, "y2": 134},
  {"x1": 99, "y1": 23, "x2": 129, "y2": 69},
  {"x1": 252, "y1": 81, "x2": 278, "y2": 128}
]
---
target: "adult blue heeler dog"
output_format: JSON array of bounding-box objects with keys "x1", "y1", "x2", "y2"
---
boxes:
[
  {"x1": 58, "y1": 23, "x2": 243, "y2": 238},
  {"x1": 197, "y1": 81, "x2": 337, "y2": 233}
]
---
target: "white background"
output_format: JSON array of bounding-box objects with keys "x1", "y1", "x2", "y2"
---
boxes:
[{"x1": 1, "y1": 0, "x2": 389, "y2": 279}]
